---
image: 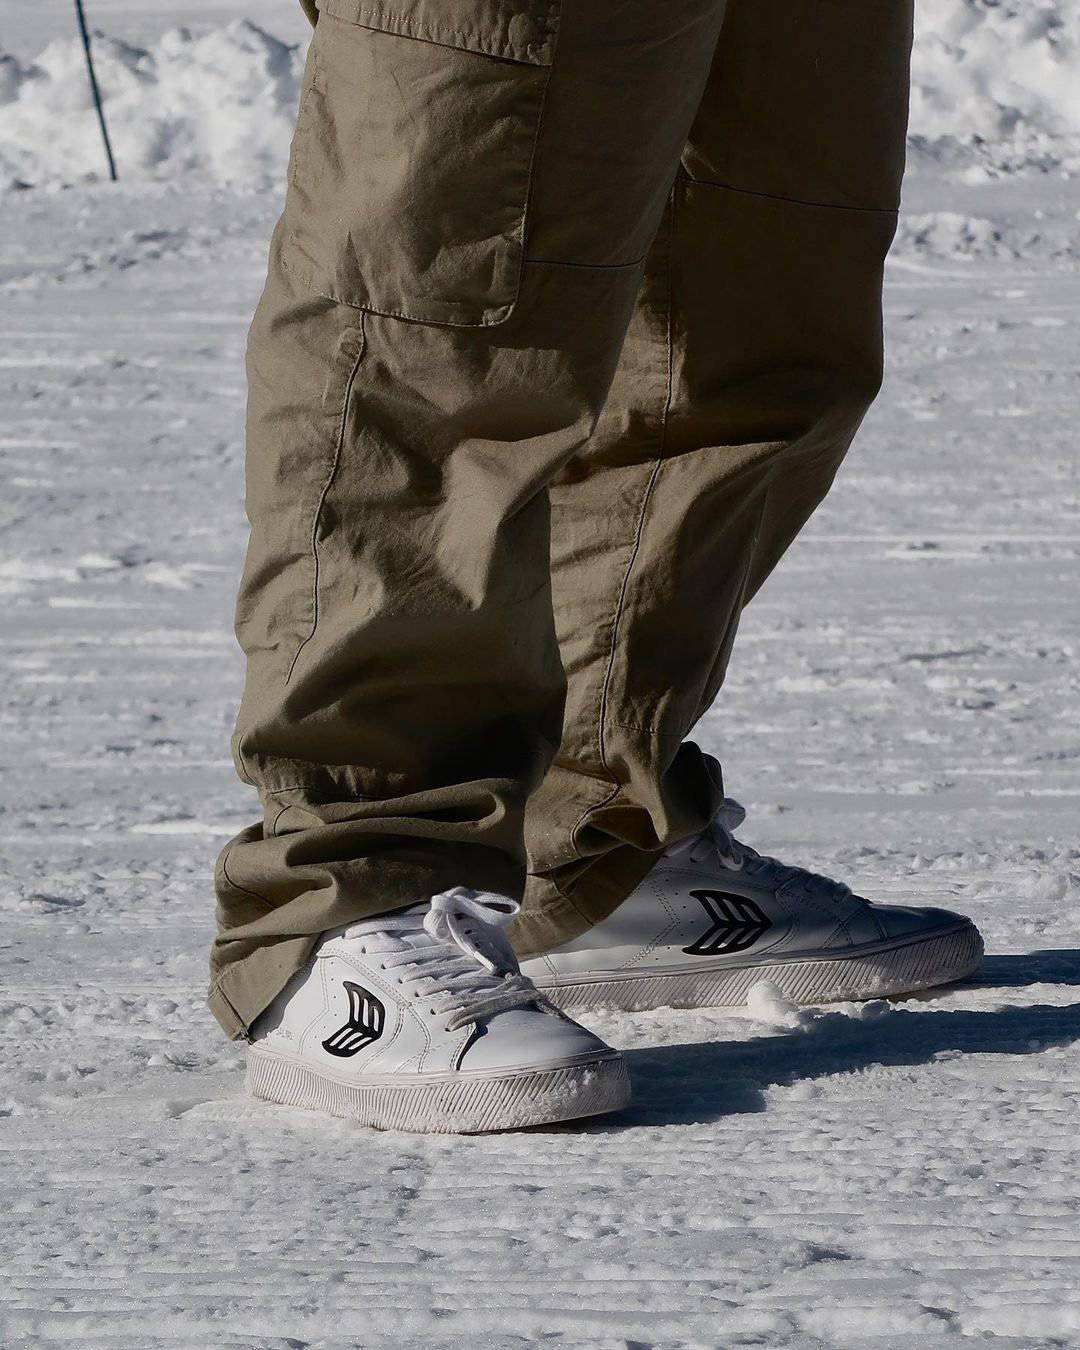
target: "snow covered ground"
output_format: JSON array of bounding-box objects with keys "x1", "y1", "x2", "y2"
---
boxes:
[{"x1": 3, "y1": 3, "x2": 1080, "y2": 1346}]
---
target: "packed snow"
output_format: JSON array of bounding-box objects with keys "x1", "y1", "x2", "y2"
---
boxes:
[{"x1": 2, "y1": 0, "x2": 1080, "y2": 1346}]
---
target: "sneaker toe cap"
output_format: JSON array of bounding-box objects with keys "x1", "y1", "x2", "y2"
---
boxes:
[
  {"x1": 871, "y1": 902, "x2": 978, "y2": 943},
  {"x1": 459, "y1": 1007, "x2": 614, "y2": 1073}
]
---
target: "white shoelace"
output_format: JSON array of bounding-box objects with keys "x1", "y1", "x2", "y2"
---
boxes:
[
  {"x1": 666, "y1": 798, "x2": 857, "y2": 907},
  {"x1": 341, "y1": 887, "x2": 544, "y2": 1032}
]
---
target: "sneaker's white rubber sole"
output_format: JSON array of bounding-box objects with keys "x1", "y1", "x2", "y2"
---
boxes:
[
  {"x1": 246, "y1": 1045, "x2": 631, "y2": 1133},
  {"x1": 531, "y1": 922, "x2": 984, "y2": 1013}
]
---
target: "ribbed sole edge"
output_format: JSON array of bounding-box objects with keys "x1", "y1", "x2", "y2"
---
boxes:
[
  {"x1": 537, "y1": 924, "x2": 985, "y2": 1013},
  {"x1": 246, "y1": 1047, "x2": 631, "y2": 1133}
]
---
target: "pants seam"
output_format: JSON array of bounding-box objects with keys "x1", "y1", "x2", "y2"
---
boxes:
[
  {"x1": 220, "y1": 844, "x2": 276, "y2": 914},
  {"x1": 285, "y1": 316, "x2": 367, "y2": 685},
  {"x1": 525, "y1": 254, "x2": 647, "y2": 272},
  {"x1": 683, "y1": 174, "x2": 900, "y2": 216},
  {"x1": 207, "y1": 973, "x2": 250, "y2": 1039},
  {"x1": 568, "y1": 193, "x2": 677, "y2": 854},
  {"x1": 604, "y1": 715, "x2": 680, "y2": 736},
  {"x1": 534, "y1": 867, "x2": 598, "y2": 926},
  {"x1": 596, "y1": 197, "x2": 675, "y2": 780},
  {"x1": 516, "y1": 9, "x2": 561, "y2": 282}
]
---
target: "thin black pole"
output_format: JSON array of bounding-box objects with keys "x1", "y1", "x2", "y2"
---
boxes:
[{"x1": 74, "y1": 0, "x2": 118, "y2": 182}]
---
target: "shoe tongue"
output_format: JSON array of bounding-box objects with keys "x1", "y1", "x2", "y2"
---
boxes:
[
  {"x1": 345, "y1": 902, "x2": 504, "y2": 959},
  {"x1": 343, "y1": 900, "x2": 516, "y2": 973},
  {"x1": 343, "y1": 903, "x2": 430, "y2": 951},
  {"x1": 664, "y1": 829, "x2": 706, "y2": 860},
  {"x1": 666, "y1": 799, "x2": 749, "y2": 859}
]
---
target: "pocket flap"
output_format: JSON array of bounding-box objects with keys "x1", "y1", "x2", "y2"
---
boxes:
[{"x1": 316, "y1": 0, "x2": 560, "y2": 65}]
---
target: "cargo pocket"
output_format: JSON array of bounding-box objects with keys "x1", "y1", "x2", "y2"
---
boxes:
[{"x1": 282, "y1": 0, "x2": 561, "y2": 327}]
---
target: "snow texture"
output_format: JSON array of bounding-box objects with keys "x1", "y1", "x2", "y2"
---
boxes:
[
  {"x1": 2, "y1": 2, "x2": 1080, "y2": 1347},
  {"x1": 4, "y1": 0, "x2": 1080, "y2": 189},
  {"x1": 911, "y1": 0, "x2": 1080, "y2": 173},
  {"x1": 0, "y1": 21, "x2": 304, "y2": 191}
]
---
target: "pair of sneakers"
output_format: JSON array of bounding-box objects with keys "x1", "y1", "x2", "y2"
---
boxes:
[{"x1": 247, "y1": 800, "x2": 983, "y2": 1133}]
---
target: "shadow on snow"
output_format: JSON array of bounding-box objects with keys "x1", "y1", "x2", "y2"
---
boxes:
[{"x1": 556, "y1": 950, "x2": 1080, "y2": 1129}]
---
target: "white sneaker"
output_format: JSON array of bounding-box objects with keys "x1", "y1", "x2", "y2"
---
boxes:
[
  {"x1": 246, "y1": 887, "x2": 630, "y2": 1133},
  {"x1": 521, "y1": 801, "x2": 984, "y2": 1011}
]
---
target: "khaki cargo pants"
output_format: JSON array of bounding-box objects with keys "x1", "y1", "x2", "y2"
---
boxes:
[{"x1": 209, "y1": 0, "x2": 912, "y2": 1037}]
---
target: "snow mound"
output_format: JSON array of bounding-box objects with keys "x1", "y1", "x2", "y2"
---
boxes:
[
  {"x1": 1, "y1": 1, "x2": 1079, "y2": 190},
  {"x1": 895, "y1": 211, "x2": 1080, "y2": 261},
  {"x1": 745, "y1": 981, "x2": 815, "y2": 1031},
  {"x1": 0, "y1": 21, "x2": 303, "y2": 191},
  {"x1": 910, "y1": 0, "x2": 1080, "y2": 171}
]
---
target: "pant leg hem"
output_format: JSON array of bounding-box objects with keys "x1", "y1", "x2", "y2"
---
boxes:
[
  {"x1": 510, "y1": 842, "x2": 662, "y2": 958},
  {"x1": 208, "y1": 933, "x2": 321, "y2": 1040},
  {"x1": 207, "y1": 975, "x2": 252, "y2": 1041}
]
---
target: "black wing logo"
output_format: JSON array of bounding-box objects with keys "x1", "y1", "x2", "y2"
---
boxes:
[
  {"x1": 683, "y1": 890, "x2": 772, "y2": 956},
  {"x1": 321, "y1": 981, "x2": 386, "y2": 1058}
]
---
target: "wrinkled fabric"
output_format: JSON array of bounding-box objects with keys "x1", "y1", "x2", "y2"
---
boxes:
[{"x1": 209, "y1": 0, "x2": 913, "y2": 1037}]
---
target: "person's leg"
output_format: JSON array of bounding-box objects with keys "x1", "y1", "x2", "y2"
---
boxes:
[
  {"x1": 209, "y1": 0, "x2": 731, "y2": 1039},
  {"x1": 514, "y1": 0, "x2": 916, "y2": 956}
]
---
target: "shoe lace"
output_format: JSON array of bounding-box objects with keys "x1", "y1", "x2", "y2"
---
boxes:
[
  {"x1": 342, "y1": 887, "x2": 544, "y2": 1032},
  {"x1": 666, "y1": 798, "x2": 857, "y2": 908}
]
